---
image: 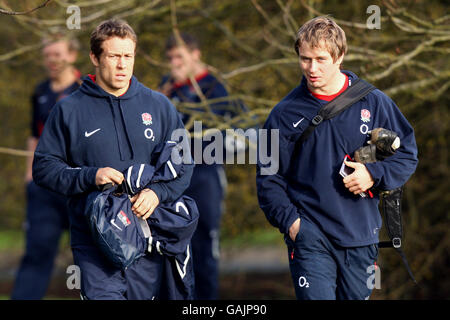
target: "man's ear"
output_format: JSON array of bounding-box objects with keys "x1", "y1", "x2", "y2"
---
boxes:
[
  {"x1": 89, "y1": 51, "x2": 99, "y2": 67},
  {"x1": 191, "y1": 49, "x2": 201, "y2": 61},
  {"x1": 67, "y1": 50, "x2": 78, "y2": 64}
]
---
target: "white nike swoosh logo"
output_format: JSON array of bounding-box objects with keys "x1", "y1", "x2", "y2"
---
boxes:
[
  {"x1": 293, "y1": 118, "x2": 305, "y2": 127},
  {"x1": 85, "y1": 128, "x2": 101, "y2": 137},
  {"x1": 111, "y1": 219, "x2": 122, "y2": 231}
]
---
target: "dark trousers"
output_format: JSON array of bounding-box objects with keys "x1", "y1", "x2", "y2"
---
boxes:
[
  {"x1": 73, "y1": 245, "x2": 165, "y2": 300},
  {"x1": 285, "y1": 215, "x2": 379, "y2": 300},
  {"x1": 185, "y1": 165, "x2": 225, "y2": 300},
  {"x1": 11, "y1": 181, "x2": 70, "y2": 300}
]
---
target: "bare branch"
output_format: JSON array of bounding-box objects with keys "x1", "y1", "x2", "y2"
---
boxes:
[
  {"x1": 53, "y1": 0, "x2": 114, "y2": 8},
  {"x1": 0, "y1": 43, "x2": 42, "y2": 62},
  {"x1": 222, "y1": 58, "x2": 297, "y2": 79},
  {"x1": 0, "y1": 147, "x2": 32, "y2": 157},
  {"x1": 114, "y1": 0, "x2": 163, "y2": 20},
  {"x1": 0, "y1": 0, "x2": 52, "y2": 15},
  {"x1": 366, "y1": 35, "x2": 450, "y2": 82},
  {"x1": 299, "y1": 0, "x2": 388, "y2": 29},
  {"x1": 251, "y1": 0, "x2": 292, "y2": 37},
  {"x1": 197, "y1": 9, "x2": 259, "y2": 57},
  {"x1": 435, "y1": 14, "x2": 450, "y2": 24},
  {"x1": 275, "y1": 0, "x2": 298, "y2": 39},
  {"x1": 137, "y1": 48, "x2": 169, "y2": 69},
  {"x1": 13, "y1": 0, "x2": 133, "y2": 27},
  {"x1": 384, "y1": 71, "x2": 450, "y2": 96},
  {"x1": 261, "y1": 29, "x2": 294, "y2": 54},
  {"x1": 389, "y1": 15, "x2": 450, "y2": 35}
]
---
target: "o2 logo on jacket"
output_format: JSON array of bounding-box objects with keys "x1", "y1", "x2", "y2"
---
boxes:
[
  {"x1": 144, "y1": 128, "x2": 155, "y2": 141},
  {"x1": 142, "y1": 113, "x2": 153, "y2": 125}
]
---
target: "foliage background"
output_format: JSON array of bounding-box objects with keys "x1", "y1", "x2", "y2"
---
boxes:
[{"x1": 0, "y1": 0, "x2": 448, "y2": 299}]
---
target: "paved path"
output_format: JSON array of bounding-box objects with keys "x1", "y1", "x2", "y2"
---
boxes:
[{"x1": 220, "y1": 245, "x2": 289, "y2": 274}]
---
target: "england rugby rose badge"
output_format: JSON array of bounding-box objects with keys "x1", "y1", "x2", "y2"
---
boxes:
[
  {"x1": 361, "y1": 109, "x2": 371, "y2": 123},
  {"x1": 142, "y1": 113, "x2": 152, "y2": 125}
]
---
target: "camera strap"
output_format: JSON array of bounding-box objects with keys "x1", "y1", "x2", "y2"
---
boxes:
[
  {"x1": 378, "y1": 188, "x2": 417, "y2": 284},
  {"x1": 296, "y1": 77, "x2": 375, "y2": 147}
]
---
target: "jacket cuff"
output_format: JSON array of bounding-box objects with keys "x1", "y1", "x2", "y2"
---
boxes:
[
  {"x1": 82, "y1": 166, "x2": 100, "y2": 190},
  {"x1": 148, "y1": 182, "x2": 167, "y2": 203},
  {"x1": 364, "y1": 162, "x2": 383, "y2": 188}
]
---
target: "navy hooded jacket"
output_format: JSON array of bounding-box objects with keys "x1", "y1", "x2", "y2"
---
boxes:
[
  {"x1": 256, "y1": 71, "x2": 418, "y2": 247},
  {"x1": 33, "y1": 75, "x2": 193, "y2": 247}
]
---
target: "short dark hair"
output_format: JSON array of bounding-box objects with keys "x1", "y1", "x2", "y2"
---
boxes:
[
  {"x1": 90, "y1": 19, "x2": 137, "y2": 59},
  {"x1": 165, "y1": 32, "x2": 199, "y2": 52}
]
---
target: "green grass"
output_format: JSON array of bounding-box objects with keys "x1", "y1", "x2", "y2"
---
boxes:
[
  {"x1": 221, "y1": 227, "x2": 285, "y2": 248},
  {"x1": 0, "y1": 230, "x2": 24, "y2": 251},
  {"x1": 0, "y1": 228, "x2": 282, "y2": 251},
  {"x1": 0, "y1": 230, "x2": 70, "y2": 252}
]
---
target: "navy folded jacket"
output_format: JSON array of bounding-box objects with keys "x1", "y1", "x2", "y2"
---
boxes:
[{"x1": 84, "y1": 141, "x2": 198, "y2": 271}]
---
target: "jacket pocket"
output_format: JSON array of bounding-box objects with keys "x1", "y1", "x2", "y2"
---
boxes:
[{"x1": 293, "y1": 217, "x2": 305, "y2": 243}]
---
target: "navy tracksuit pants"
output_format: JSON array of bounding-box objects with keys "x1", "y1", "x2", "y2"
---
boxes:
[
  {"x1": 73, "y1": 245, "x2": 165, "y2": 300},
  {"x1": 74, "y1": 243, "x2": 196, "y2": 300},
  {"x1": 185, "y1": 164, "x2": 225, "y2": 300},
  {"x1": 11, "y1": 181, "x2": 70, "y2": 300},
  {"x1": 285, "y1": 215, "x2": 379, "y2": 300}
]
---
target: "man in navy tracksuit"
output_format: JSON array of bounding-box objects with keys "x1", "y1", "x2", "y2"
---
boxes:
[
  {"x1": 159, "y1": 33, "x2": 241, "y2": 299},
  {"x1": 32, "y1": 19, "x2": 193, "y2": 299},
  {"x1": 12, "y1": 37, "x2": 80, "y2": 300},
  {"x1": 256, "y1": 17, "x2": 418, "y2": 300}
]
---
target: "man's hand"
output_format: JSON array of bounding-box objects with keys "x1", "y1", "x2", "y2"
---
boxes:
[
  {"x1": 343, "y1": 160, "x2": 374, "y2": 195},
  {"x1": 130, "y1": 188, "x2": 159, "y2": 220},
  {"x1": 289, "y1": 218, "x2": 301, "y2": 241},
  {"x1": 95, "y1": 167, "x2": 124, "y2": 186}
]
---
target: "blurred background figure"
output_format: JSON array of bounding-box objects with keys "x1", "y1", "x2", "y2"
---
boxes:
[
  {"x1": 11, "y1": 35, "x2": 81, "y2": 300},
  {"x1": 159, "y1": 32, "x2": 246, "y2": 300}
]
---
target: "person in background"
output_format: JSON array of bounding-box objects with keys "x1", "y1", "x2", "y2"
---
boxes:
[
  {"x1": 159, "y1": 33, "x2": 246, "y2": 299},
  {"x1": 12, "y1": 35, "x2": 81, "y2": 300}
]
